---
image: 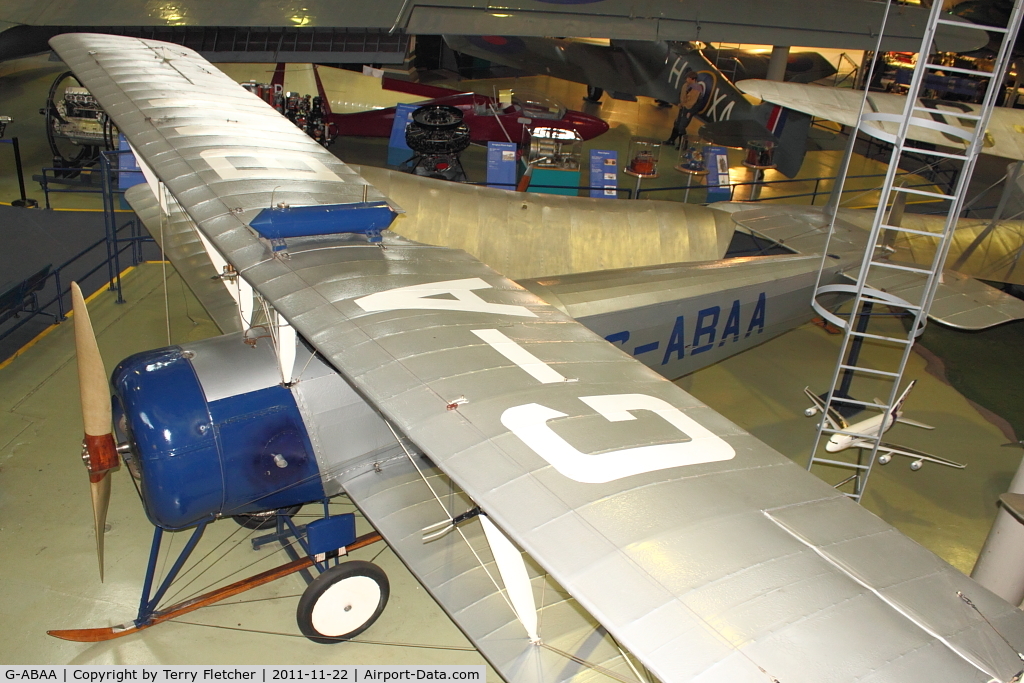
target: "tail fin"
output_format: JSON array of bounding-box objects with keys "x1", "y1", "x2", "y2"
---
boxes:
[
  {"x1": 891, "y1": 380, "x2": 917, "y2": 418},
  {"x1": 312, "y1": 64, "x2": 333, "y2": 117},
  {"x1": 271, "y1": 62, "x2": 285, "y2": 97},
  {"x1": 755, "y1": 102, "x2": 810, "y2": 178}
]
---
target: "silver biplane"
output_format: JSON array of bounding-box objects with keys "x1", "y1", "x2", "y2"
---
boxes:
[{"x1": 48, "y1": 34, "x2": 1024, "y2": 683}]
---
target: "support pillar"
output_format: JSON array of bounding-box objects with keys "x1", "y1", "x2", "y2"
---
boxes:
[
  {"x1": 972, "y1": 452, "x2": 1024, "y2": 606},
  {"x1": 766, "y1": 46, "x2": 790, "y2": 82}
]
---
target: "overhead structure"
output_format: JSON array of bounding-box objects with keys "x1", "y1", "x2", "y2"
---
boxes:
[
  {"x1": 0, "y1": 0, "x2": 989, "y2": 52},
  {"x1": 806, "y1": 0, "x2": 1024, "y2": 502}
]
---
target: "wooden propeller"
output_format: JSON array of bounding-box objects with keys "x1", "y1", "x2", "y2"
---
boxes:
[{"x1": 72, "y1": 282, "x2": 118, "y2": 582}]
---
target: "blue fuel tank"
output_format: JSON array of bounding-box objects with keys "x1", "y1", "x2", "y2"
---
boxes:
[{"x1": 111, "y1": 343, "x2": 325, "y2": 530}]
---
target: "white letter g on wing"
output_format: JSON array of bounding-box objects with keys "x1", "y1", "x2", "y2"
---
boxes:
[{"x1": 501, "y1": 393, "x2": 735, "y2": 484}]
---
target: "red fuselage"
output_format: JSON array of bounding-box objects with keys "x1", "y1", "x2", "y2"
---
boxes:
[{"x1": 330, "y1": 91, "x2": 608, "y2": 144}]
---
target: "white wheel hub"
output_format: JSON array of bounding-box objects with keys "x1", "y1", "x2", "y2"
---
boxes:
[{"x1": 311, "y1": 575, "x2": 382, "y2": 637}]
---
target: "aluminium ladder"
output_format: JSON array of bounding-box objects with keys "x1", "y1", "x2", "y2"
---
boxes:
[{"x1": 807, "y1": 0, "x2": 1024, "y2": 502}]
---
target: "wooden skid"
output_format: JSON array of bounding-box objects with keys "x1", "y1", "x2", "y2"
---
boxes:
[{"x1": 48, "y1": 531, "x2": 383, "y2": 642}]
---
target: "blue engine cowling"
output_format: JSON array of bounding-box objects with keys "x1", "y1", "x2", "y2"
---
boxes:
[{"x1": 111, "y1": 344, "x2": 325, "y2": 530}]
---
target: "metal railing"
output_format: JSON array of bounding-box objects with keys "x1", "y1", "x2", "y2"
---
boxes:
[
  {"x1": 0, "y1": 216, "x2": 144, "y2": 343},
  {"x1": 1, "y1": 150, "x2": 154, "y2": 345},
  {"x1": 635, "y1": 170, "x2": 945, "y2": 205}
]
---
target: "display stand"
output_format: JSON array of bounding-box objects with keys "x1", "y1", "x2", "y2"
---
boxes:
[
  {"x1": 524, "y1": 126, "x2": 582, "y2": 196},
  {"x1": 742, "y1": 140, "x2": 776, "y2": 201},
  {"x1": 674, "y1": 138, "x2": 708, "y2": 203},
  {"x1": 623, "y1": 138, "x2": 661, "y2": 199}
]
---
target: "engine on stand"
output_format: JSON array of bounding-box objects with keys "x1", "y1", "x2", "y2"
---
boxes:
[
  {"x1": 41, "y1": 72, "x2": 118, "y2": 176},
  {"x1": 399, "y1": 105, "x2": 471, "y2": 182},
  {"x1": 241, "y1": 80, "x2": 336, "y2": 147}
]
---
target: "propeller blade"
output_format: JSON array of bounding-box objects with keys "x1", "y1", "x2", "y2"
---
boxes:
[
  {"x1": 72, "y1": 282, "x2": 110, "y2": 437},
  {"x1": 90, "y1": 473, "x2": 111, "y2": 583},
  {"x1": 72, "y1": 282, "x2": 118, "y2": 582}
]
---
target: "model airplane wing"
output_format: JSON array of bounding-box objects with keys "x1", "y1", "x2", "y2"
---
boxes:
[
  {"x1": 737, "y1": 80, "x2": 1024, "y2": 163},
  {"x1": 54, "y1": 34, "x2": 1024, "y2": 683},
  {"x1": 877, "y1": 441, "x2": 968, "y2": 469},
  {"x1": 803, "y1": 386, "x2": 848, "y2": 430}
]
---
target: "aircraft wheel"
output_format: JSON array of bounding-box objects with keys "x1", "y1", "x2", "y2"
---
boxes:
[
  {"x1": 297, "y1": 561, "x2": 389, "y2": 644},
  {"x1": 584, "y1": 86, "x2": 603, "y2": 103},
  {"x1": 232, "y1": 505, "x2": 302, "y2": 530}
]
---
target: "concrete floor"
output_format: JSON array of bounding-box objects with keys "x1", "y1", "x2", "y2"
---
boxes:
[{"x1": 2, "y1": 48, "x2": 1024, "y2": 671}]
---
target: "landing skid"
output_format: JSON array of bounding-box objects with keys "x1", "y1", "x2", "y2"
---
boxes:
[{"x1": 48, "y1": 513, "x2": 383, "y2": 643}]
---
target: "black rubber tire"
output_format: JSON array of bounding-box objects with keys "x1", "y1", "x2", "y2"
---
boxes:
[
  {"x1": 232, "y1": 505, "x2": 302, "y2": 530},
  {"x1": 584, "y1": 86, "x2": 604, "y2": 103},
  {"x1": 297, "y1": 561, "x2": 390, "y2": 644}
]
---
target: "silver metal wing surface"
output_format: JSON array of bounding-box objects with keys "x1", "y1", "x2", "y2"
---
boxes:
[{"x1": 51, "y1": 34, "x2": 1024, "y2": 683}]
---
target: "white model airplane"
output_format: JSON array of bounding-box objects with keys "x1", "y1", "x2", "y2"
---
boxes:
[{"x1": 804, "y1": 380, "x2": 967, "y2": 470}]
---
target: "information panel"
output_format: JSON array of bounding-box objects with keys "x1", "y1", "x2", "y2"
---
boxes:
[
  {"x1": 486, "y1": 141, "x2": 518, "y2": 190},
  {"x1": 588, "y1": 149, "x2": 618, "y2": 199},
  {"x1": 703, "y1": 145, "x2": 732, "y2": 203},
  {"x1": 387, "y1": 103, "x2": 418, "y2": 167}
]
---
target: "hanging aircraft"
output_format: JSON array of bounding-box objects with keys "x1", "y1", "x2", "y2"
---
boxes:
[
  {"x1": 45, "y1": 33, "x2": 1024, "y2": 683},
  {"x1": 702, "y1": 45, "x2": 838, "y2": 85},
  {"x1": 737, "y1": 78, "x2": 1024, "y2": 162},
  {"x1": 802, "y1": 380, "x2": 967, "y2": 471},
  {"x1": 316, "y1": 67, "x2": 610, "y2": 144},
  {"x1": 242, "y1": 62, "x2": 609, "y2": 146},
  {"x1": 444, "y1": 35, "x2": 815, "y2": 177}
]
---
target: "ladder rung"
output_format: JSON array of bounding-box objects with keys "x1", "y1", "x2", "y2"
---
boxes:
[
  {"x1": 826, "y1": 396, "x2": 890, "y2": 411},
  {"x1": 924, "y1": 63, "x2": 995, "y2": 78},
  {"x1": 841, "y1": 491, "x2": 863, "y2": 500},
  {"x1": 912, "y1": 105, "x2": 982, "y2": 121},
  {"x1": 838, "y1": 364, "x2": 901, "y2": 378},
  {"x1": 820, "y1": 427, "x2": 883, "y2": 439},
  {"x1": 936, "y1": 17, "x2": 1008, "y2": 33},
  {"x1": 849, "y1": 330, "x2": 913, "y2": 345},
  {"x1": 810, "y1": 458, "x2": 871, "y2": 470},
  {"x1": 903, "y1": 146, "x2": 969, "y2": 161},
  {"x1": 892, "y1": 186, "x2": 956, "y2": 201},
  {"x1": 878, "y1": 223, "x2": 941, "y2": 238},
  {"x1": 868, "y1": 260, "x2": 933, "y2": 276}
]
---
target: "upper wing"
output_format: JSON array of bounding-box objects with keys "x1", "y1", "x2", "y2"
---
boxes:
[
  {"x1": 738, "y1": 80, "x2": 1024, "y2": 163},
  {"x1": 55, "y1": 34, "x2": 1024, "y2": 683}
]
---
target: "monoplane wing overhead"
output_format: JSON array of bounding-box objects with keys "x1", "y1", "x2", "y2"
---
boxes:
[
  {"x1": 5, "y1": 0, "x2": 987, "y2": 52},
  {"x1": 53, "y1": 34, "x2": 1024, "y2": 683},
  {"x1": 738, "y1": 80, "x2": 1024, "y2": 163}
]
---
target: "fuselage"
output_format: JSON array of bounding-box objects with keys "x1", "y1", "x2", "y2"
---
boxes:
[{"x1": 825, "y1": 412, "x2": 896, "y2": 452}]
